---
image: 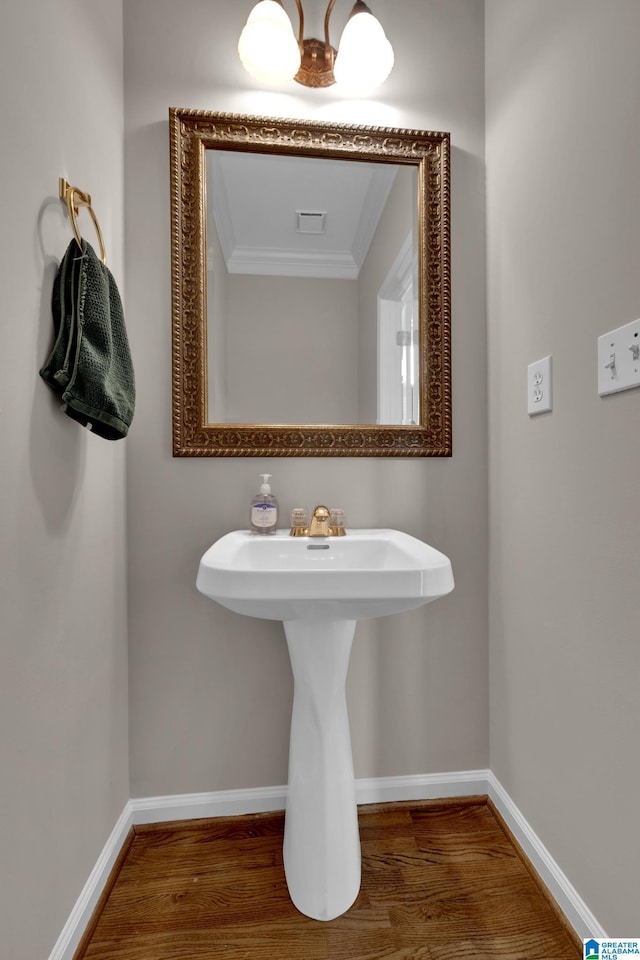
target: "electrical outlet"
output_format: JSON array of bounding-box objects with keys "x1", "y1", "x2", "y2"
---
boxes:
[{"x1": 527, "y1": 356, "x2": 552, "y2": 415}]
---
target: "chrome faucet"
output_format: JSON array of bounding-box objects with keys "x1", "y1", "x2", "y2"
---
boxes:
[{"x1": 308, "y1": 505, "x2": 331, "y2": 537}]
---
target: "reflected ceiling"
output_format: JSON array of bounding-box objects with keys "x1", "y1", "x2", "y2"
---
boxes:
[{"x1": 208, "y1": 151, "x2": 398, "y2": 279}]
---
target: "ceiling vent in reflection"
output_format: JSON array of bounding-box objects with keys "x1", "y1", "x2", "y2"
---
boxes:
[{"x1": 297, "y1": 210, "x2": 327, "y2": 234}]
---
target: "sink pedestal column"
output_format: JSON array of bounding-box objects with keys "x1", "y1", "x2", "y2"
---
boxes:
[{"x1": 283, "y1": 618, "x2": 360, "y2": 921}]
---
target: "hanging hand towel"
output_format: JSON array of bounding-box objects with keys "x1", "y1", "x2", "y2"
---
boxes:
[{"x1": 40, "y1": 239, "x2": 135, "y2": 440}]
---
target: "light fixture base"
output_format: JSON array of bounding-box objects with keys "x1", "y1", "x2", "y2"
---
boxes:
[{"x1": 295, "y1": 37, "x2": 336, "y2": 87}]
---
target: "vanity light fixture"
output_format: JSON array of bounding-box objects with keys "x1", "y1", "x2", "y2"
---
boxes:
[{"x1": 237, "y1": 0, "x2": 394, "y2": 92}]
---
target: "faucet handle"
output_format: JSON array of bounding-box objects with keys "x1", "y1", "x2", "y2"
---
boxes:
[
  {"x1": 329, "y1": 508, "x2": 346, "y2": 536},
  {"x1": 290, "y1": 508, "x2": 309, "y2": 537}
]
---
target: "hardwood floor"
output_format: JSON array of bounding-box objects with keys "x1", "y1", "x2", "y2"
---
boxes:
[{"x1": 74, "y1": 797, "x2": 582, "y2": 960}]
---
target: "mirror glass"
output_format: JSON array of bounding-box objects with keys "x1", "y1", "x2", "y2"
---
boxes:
[
  {"x1": 170, "y1": 110, "x2": 451, "y2": 457},
  {"x1": 207, "y1": 151, "x2": 418, "y2": 426}
]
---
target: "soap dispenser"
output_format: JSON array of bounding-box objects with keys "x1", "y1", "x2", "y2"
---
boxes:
[{"x1": 250, "y1": 474, "x2": 279, "y2": 535}]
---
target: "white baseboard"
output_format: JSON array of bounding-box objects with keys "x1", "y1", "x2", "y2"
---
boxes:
[
  {"x1": 49, "y1": 770, "x2": 605, "y2": 959},
  {"x1": 128, "y1": 783, "x2": 288, "y2": 825},
  {"x1": 487, "y1": 772, "x2": 606, "y2": 939},
  {"x1": 356, "y1": 769, "x2": 489, "y2": 805},
  {"x1": 47, "y1": 804, "x2": 132, "y2": 960},
  {"x1": 127, "y1": 770, "x2": 490, "y2": 825}
]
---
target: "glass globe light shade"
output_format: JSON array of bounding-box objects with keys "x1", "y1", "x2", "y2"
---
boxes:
[
  {"x1": 238, "y1": 1, "x2": 301, "y2": 84},
  {"x1": 333, "y1": 8, "x2": 394, "y2": 94}
]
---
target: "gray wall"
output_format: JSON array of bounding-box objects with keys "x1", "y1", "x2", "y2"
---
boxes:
[
  {"x1": 0, "y1": 2, "x2": 128, "y2": 958},
  {"x1": 124, "y1": 0, "x2": 488, "y2": 797},
  {"x1": 486, "y1": 0, "x2": 640, "y2": 932}
]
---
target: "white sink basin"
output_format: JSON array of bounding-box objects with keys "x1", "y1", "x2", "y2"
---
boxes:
[
  {"x1": 196, "y1": 527, "x2": 453, "y2": 922},
  {"x1": 196, "y1": 528, "x2": 454, "y2": 621}
]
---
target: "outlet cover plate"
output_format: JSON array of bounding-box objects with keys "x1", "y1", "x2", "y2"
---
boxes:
[{"x1": 527, "y1": 356, "x2": 553, "y2": 415}]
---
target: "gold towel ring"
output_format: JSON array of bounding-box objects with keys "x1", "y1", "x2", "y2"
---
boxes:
[{"x1": 59, "y1": 177, "x2": 107, "y2": 265}]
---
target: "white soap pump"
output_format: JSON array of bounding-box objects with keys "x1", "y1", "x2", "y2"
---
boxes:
[{"x1": 250, "y1": 473, "x2": 279, "y2": 535}]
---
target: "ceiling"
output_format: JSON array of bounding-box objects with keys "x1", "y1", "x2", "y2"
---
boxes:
[{"x1": 208, "y1": 150, "x2": 399, "y2": 280}]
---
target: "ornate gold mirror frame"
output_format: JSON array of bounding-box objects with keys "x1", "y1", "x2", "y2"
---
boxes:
[{"x1": 170, "y1": 108, "x2": 451, "y2": 457}]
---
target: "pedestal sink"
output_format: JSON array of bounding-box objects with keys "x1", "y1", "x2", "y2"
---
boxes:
[{"x1": 196, "y1": 528, "x2": 454, "y2": 920}]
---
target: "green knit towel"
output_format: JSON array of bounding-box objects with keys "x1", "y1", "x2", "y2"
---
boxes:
[{"x1": 40, "y1": 239, "x2": 135, "y2": 440}]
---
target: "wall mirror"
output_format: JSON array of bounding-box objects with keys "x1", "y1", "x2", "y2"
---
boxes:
[{"x1": 170, "y1": 109, "x2": 451, "y2": 456}]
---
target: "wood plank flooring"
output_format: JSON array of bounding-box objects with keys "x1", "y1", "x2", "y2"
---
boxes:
[{"x1": 74, "y1": 797, "x2": 582, "y2": 960}]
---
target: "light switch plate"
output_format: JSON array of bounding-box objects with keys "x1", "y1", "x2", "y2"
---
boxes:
[
  {"x1": 527, "y1": 356, "x2": 552, "y2": 415},
  {"x1": 598, "y1": 319, "x2": 640, "y2": 396}
]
